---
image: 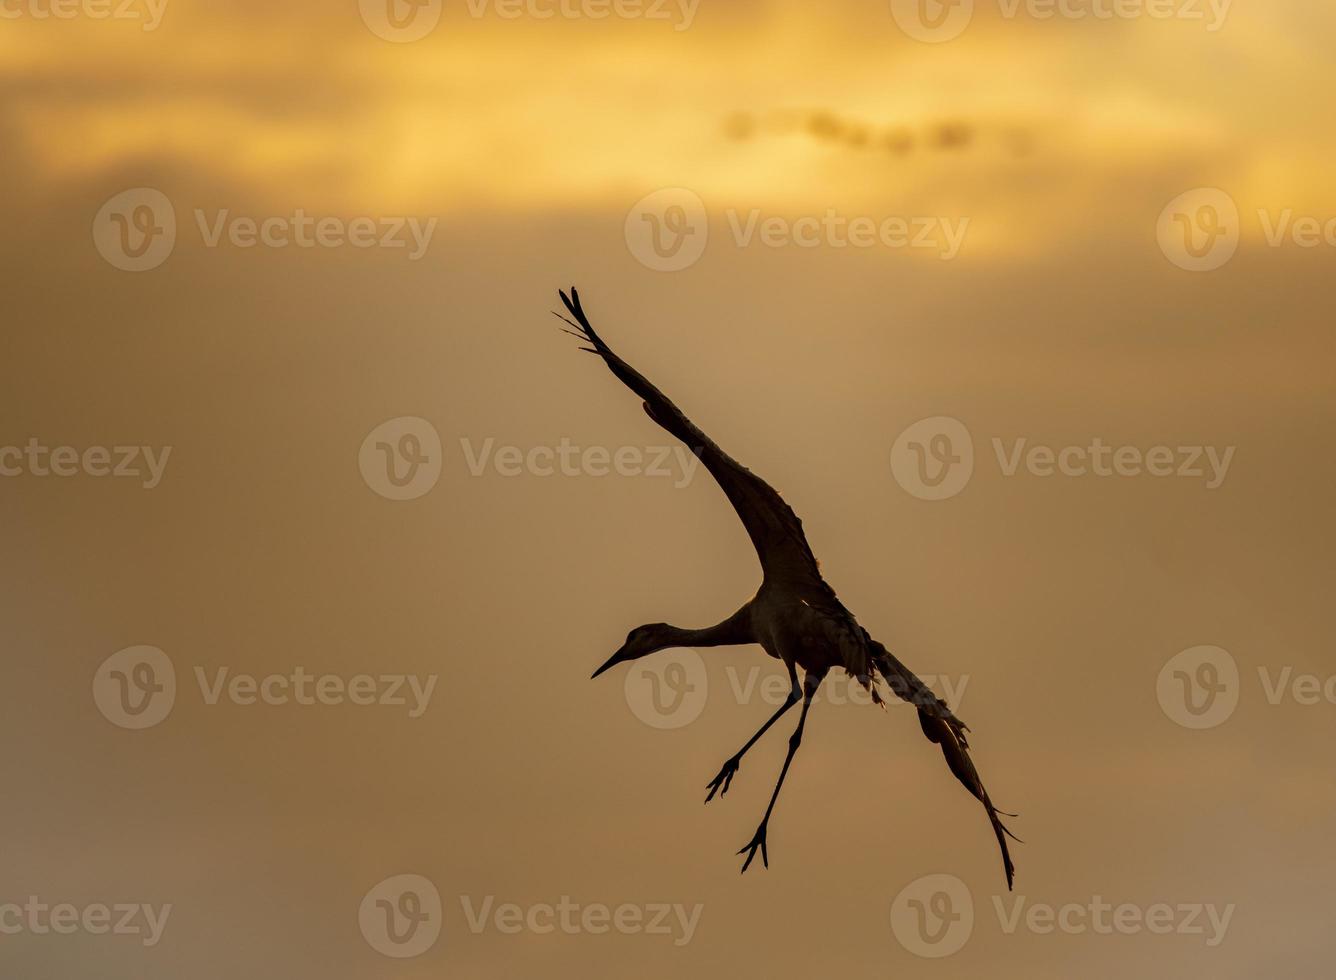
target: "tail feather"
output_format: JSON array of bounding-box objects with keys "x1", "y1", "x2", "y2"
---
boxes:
[
  {"x1": 868, "y1": 639, "x2": 969, "y2": 741},
  {"x1": 919, "y1": 711, "x2": 1019, "y2": 889},
  {"x1": 871, "y1": 643, "x2": 1019, "y2": 890}
]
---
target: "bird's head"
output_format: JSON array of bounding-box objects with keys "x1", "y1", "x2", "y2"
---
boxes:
[{"x1": 591, "y1": 623, "x2": 675, "y2": 678}]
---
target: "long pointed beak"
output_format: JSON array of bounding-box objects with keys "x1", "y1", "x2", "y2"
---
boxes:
[{"x1": 591, "y1": 645, "x2": 629, "y2": 679}]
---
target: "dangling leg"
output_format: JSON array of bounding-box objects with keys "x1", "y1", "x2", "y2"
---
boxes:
[
  {"x1": 737, "y1": 668, "x2": 826, "y2": 873},
  {"x1": 705, "y1": 662, "x2": 801, "y2": 802}
]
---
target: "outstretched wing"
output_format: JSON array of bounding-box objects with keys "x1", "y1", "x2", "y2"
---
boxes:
[
  {"x1": 556, "y1": 287, "x2": 822, "y2": 586},
  {"x1": 869, "y1": 637, "x2": 1020, "y2": 890}
]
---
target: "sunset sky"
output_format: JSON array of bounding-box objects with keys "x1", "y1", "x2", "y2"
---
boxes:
[{"x1": 3, "y1": 2, "x2": 1334, "y2": 978}]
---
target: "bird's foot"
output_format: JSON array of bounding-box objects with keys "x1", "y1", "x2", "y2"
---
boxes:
[
  {"x1": 704, "y1": 757, "x2": 741, "y2": 803},
  {"x1": 737, "y1": 822, "x2": 769, "y2": 873}
]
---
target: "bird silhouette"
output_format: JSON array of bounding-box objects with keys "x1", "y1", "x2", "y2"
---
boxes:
[{"x1": 556, "y1": 287, "x2": 1019, "y2": 888}]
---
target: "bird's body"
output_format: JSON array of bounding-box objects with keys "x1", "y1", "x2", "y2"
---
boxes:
[
  {"x1": 751, "y1": 582, "x2": 863, "y2": 678},
  {"x1": 557, "y1": 288, "x2": 1019, "y2": 888}
]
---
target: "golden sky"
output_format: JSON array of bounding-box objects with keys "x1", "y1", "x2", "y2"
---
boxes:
[
  {"x1": 7, "y1": 2, "x2": 1336, "y2": 229},
  {"x1": 3, "y1": 2, "x2": 1335, "y2": 979}
]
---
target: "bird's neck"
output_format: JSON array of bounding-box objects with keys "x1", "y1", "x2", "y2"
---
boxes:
[{"x1": 660, "y1": 606, "x2": 753, "y2": 649}]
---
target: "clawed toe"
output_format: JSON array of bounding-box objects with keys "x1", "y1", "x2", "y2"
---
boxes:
[
  {"x1": 737, "y1": 824, "x2": 769, "y2": 873},
  {"x1": 704, "y1": 758, "x2": 740, "y2": 803}
]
